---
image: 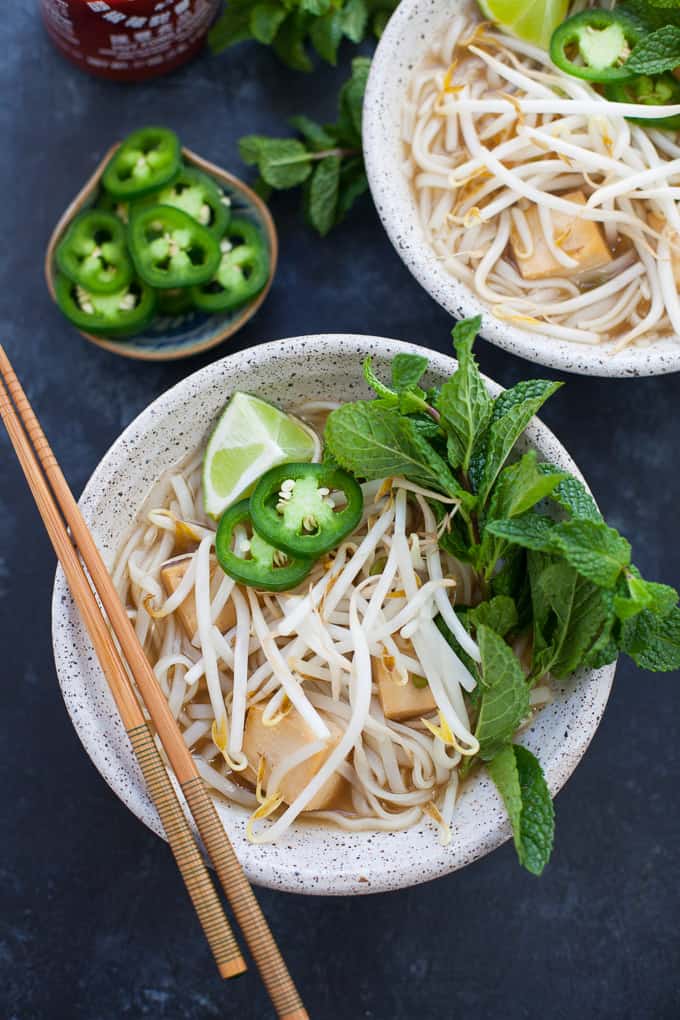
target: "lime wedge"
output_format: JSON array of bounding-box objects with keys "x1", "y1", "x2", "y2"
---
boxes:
[
  {"x1": 477, "y1": 0, "x2": 569, "y2": 49},
  {"x1": 202, "y1": 392, "x2": 320, "y2": 518}
]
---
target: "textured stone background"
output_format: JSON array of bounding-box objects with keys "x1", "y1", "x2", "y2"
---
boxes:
[{"x1": 1, "y1": 5, "x2": 679, "y2": 1018}]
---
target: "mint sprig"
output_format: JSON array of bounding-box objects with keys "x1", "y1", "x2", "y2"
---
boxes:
[
  {"x1": 209, "y1": 0, "x2": 395, "y2": 70},
  {"x1": 239, "y1": 58, "x2": 370, "y2": 236},
  {"x1": 323, "y1": 317, "x2": 680, "y2": 875}
]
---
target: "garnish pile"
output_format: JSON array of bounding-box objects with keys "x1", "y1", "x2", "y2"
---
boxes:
[{"x1": 320, "y1": 316, "x2": 680, "y2": 872}]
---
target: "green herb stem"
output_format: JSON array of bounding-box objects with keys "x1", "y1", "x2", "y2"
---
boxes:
[{"x1": 268, "y1": 146, "x2": 360, "y2": 167}]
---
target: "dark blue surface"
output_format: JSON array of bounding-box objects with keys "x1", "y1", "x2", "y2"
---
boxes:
[{"x1": 1, "y1": 6, "x2": 679, "y2": 1019}]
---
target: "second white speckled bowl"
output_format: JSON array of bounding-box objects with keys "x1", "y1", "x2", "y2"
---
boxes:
[
  {"x1": 51, "y1": 334, "x2": 615, "y2": 894},
  {"x1": 363, "y1": 0, "x2": 680, "y2": 378}
]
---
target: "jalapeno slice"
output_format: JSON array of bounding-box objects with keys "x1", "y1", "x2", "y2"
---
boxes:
[
  {"x1": 550, "y1": 10, "x2": 640, "y2": 83},
  {"x1": 137, "y1": 166, "x2": 231, "y2": 237},
  {"x1": 190, "y1": 218, "x2": 270, "y2": 313},
  {"x1": 128, "y1": 205, "x2": 221, "y2": 288},
  {"x1": 102, "y1": 127, "x2": 181, "y2": 200},
  {"x1": 55, "y1": 272, "x2": 157, "y2": 337},
  {"x1": 605, "y1": 74, "x2": 680, "y2": 129},
  {"x1": 250, "y1": 463, "x2": 364, "y2": 559},
  {"x1": 56, "y1": 210, "x2": 133, "y2": 295},
  {"x1": 215, "y1": 499, "x2": 314, "y2": 592}
]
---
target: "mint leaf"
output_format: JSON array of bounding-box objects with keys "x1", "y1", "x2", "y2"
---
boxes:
[
  {"x1": 542, "y1": 467, "x2": 603, "y2": 523},
  {"x1": 372, "y1": 7, "x2": 391, "y2": 35},
  {"x1": 336, "y1": 159, "x2": 369, "y2": 221},
  {"x1": 466, "y1": 595, "x2": 518, "y2": 636},
  {"x1": 309, "y1": 9, "x2": 344, "y2": 63},
  {"x1": 614, "y1": 571, "x2": 678, "y2": 622},
  {"x1": 250, "y1": 3, "x2": 287, "y2": 43},
  {"x1": 336, "y1": 57, "x2": 370, "y2": 144},
  {"x1": 488, "y1": 451, "x2": 566, "y2": 521},
  {"x1": 489, "y1": 515, "x2": 630, "y2": 590},
  {"x1": 436, "y1": 315, "x2": 492, "y2": 473},
  {"x1": 238, "y1": 61, "x2": 367, "y2": 236},
  {"x1": 452, "y1": 315, "x2": 482, "y2": 346},
  {"x1": 288, "y1": 115, "x2": 336, "y2": 151},
  {"x1": 491, "y1": 379, "x2": 560, "y2": 423},
  {"x1": 474, "y1": 625, "x2": 530, "y2": 760},
  {"x1": 391, "y1": 353, "x2": 429, "y2": 391},
  {"x1": 529, "y1": 554, "x2": 611, "y2": 679},
  {"x1": 209, "y1": 0, "x2": 255, "y2": 51},
  {"x1": 487, "y1": 743, "x2": 522, "y2": 831},
  {"x1": 491, "y1": 544, "x2": 528, "y2": 600},
  {"x1": 308, "y1": 155, "x2": 341, "y2": 235},
  {"x1": 211, "y1": 0, "x2": 396, "y2": 68},
  {"x1": 486, "y1": 513, "x2": 555, "y2": 551},
  {"x1": 324, "y1": 401, "x2": 471, "y2": 502},
  {"x1": 621, "y1": 606, "x2": 680, "y2": 671},
  {"x1": 238, "y1": 135, "x2": 271, "y2": 164},
  {"x1": 488, "y1": 745, "x2": 554, "y2": 876},
  {"x1": 627, "y1": 25, "x2": 680, "y2": 74},
  {"x1": 239, "y1": 137, "x2": 313, "y2": 188},
  {"x1": 480, "y1": 452, "x2": 565, "y2": 577},
  {"x1": 273, "y1": 12, "x2": 314, "y2": 71},
  {"x1": 475, "y1": 381, "x2": 562, "y2": 506},
  {"x1": 301, "y1": 0, "x2": 331, "y2": 13},
  {"x1": 342, "y1": 0, "x2": 368, "y2": 42},
  {"x1": 363, "y1": 357, "x2": 396, "y2": 400},
  {"x1": 619, "y1": 0, "x2": 680, "y2": 30},
  {"x1": 551, "y1": 519, "x2": 631, "y2": 589}
]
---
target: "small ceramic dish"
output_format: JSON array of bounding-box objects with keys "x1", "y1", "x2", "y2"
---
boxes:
[
  {"x1": 51, "y1": 334, "x2": 616, "y2": 895},
  {"x1": 45, "y1": 145, "x2": 278, "y2": 362},
  {"x1": 363, "y1": 0, "x2": 680, "y2": 378}
]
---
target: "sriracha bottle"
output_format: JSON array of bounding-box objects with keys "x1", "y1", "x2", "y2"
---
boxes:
[{"x1": 40, "y1": 0, "x2": 220, "y2": 81}]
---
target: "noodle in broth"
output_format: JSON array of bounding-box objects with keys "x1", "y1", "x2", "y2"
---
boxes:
[
  {"x1": 114, "y1": 403, "x2": 498, "y2": 845},
  {"x1": 403, "y1": 1, "x2": 680, "y2": 350}
]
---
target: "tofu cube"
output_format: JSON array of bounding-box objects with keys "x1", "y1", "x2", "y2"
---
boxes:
[
  {"x1": 510, "y1": 191, "x2": 612, "y2": 281},
  {"x1": 373, "y1": 655, "x2": 437, "y2": 722},
  {"x1": 243, "y1": 704, "x2": 346, "y2": 811},
  {"x1": 160, "y1": 554, "x2": 236, "y2": 640}
]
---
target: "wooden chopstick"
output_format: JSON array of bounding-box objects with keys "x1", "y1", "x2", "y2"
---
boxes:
[
  {"x1": 0, "y1": 346, "x2": 309, "y2": 1020},
  {"x1": 0, "y1": 371, "x2": 246, "y2": 981}
]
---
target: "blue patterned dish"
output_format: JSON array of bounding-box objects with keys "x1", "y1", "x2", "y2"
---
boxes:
[{"x1": 45, "y1": 145, "x2": 278, "y2": 362}]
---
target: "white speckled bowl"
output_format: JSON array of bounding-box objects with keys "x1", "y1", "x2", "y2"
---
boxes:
[
  {"x1": 51, "y1": 334, "x2": 615, "y2": 894},
  {"x1": 363, "y1": 0, "x2": 680, "y2": 378}
]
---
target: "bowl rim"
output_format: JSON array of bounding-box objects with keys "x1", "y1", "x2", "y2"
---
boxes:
[
  {"x1": 51, "y1": 332, "x2": 616, "y2": 894},
  {"x1": 44, "y1": 144, "x2": 279, "y2": 363},
  {"x1": 362, "y1": 0, "x2": 680, "y2": 379}
]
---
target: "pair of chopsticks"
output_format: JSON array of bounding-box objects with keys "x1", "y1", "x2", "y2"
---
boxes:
[{"x1": 0, "y1": 346, "x2": 307, "y2": 1020}]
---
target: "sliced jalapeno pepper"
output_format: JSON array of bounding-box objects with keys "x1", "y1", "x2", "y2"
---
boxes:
[
  {"x1": 136, "y1": 166, "x2": 231, "y2": 237},
  {"x1": 605, "y1": 74, "x2": 680, "y2": 129},
  {"x1": 215, "y1": 499, "x2": 314, "y2": 592},
  {"x1": 55, "y1": 272, "x2": 156, "y2": 337},
  {"x1": 250, "y1": 463, "x2": 364, "y2": 559},
  {"x1": 190, "y1": 218, "x2": 270, "y2": 313},
  {"x1": 56, "y1": 210, "x2": 133, "y2": 295},
  {"x1": 550, "y1": 10, "x2": 640, "y2": 83},
  {"x1": 128, "y1": 205, "x2": 221, "y2": 288},
  {"x1": 102, "y1": 127, "x2": 181, "y2": 200}
]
